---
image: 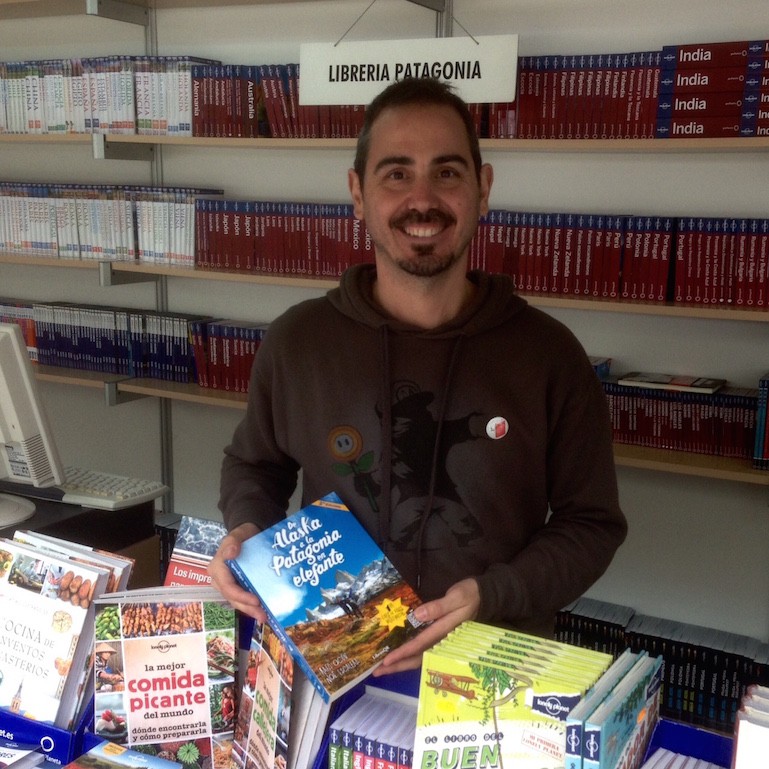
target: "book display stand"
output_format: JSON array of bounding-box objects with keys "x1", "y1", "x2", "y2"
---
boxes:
[{"x1": 0, "y1": 698, "x2": 93, "y2": 765}]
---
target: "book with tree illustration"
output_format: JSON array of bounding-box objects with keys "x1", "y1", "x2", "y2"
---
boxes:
[
  {"x1": 92, "y1": 586, "x2": 238, "y2": 769},
  {"x1": 226, "y1": 492, "x2": 428, "y2": 704},
  {"x1": 411, "y1": 622, "x2": 613, "y2": 769}
]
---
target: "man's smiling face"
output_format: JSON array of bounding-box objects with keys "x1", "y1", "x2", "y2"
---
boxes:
[{"x1": 349, "y1": 102, "x2": 492, "y2": 279}]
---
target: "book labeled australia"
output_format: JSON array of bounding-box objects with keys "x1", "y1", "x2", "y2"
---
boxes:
[{"x1": 226, "y1": 492, "x2": 428, "y2": 703}]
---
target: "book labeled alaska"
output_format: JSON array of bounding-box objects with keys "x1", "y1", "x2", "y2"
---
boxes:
[{"x1": 226, "y1": 492, "x2": 428, "y2": 703}]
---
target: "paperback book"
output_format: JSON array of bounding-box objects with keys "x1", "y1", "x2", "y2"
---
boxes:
[
  {"x1": 162, "y1": 516, "x2": 228, "y2": 588},
  {"x1": 92, "y1": 586, "x2": 238, "y2": 769},
  {"x1": 617, "y1": 372, "x2": 726, "y2": 394},
  {"x1": 226, "y1": 492, "x2": 428, "y2": 704},
  {"x1": 0, "y1": 537, "x2": 111, "y2": 728},
  {"x1": 0, "y1": 738, "x2": 43, "y2": 769},
  {"x1": 411, "y1": 622, "x2": 613, "y2": 769},
  {"x1": 63, "y1": 740, "x2": 182, "y2": 769},
  {"x1": 232, "y1": 620, "x2": 294, "y2": 769}
]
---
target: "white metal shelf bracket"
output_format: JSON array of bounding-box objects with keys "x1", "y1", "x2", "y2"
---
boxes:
[
  {"x1": 86, "y1": 0, "x2": 148, "y2": 26},
  {"x1": 92, "y1": 135, "x2": 155, "y2": 161},
  {"x1": 99, "y1": 261, "x2": 160, "y2": 287}
]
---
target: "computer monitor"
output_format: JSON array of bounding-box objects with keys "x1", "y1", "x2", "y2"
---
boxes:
[{"x1": 0, "y1": 321, "x2": 65, "y2": 527}]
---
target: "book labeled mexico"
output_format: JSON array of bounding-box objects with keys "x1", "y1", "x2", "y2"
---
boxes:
[{"x1": 226, "y1": 492, "x2": 428, "y2": 704}]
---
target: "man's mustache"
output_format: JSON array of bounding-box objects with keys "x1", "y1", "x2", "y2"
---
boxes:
[{"x1": 391, "y1": 209, "x2": 456, "y2": 229}]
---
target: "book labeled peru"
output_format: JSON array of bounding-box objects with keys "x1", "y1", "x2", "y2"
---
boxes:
[
  {"x1": 226, "y1": 492, "x2": 428, "y2": 703},
  {"x1": 92, "y1": 586, "x2": 237, "y2": 769}
]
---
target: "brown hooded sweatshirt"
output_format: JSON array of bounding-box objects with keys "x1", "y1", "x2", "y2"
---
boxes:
[{"x1": 220, "y1": 264, "x2": 627, "y2": 636}]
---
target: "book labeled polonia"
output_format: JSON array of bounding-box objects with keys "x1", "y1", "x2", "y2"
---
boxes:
[
  {"x1": 412, "y1": 649, "x2": 586, "y2": 769},
  {"x1": 93, "y1": 589, "x2": 237, "y2": 769}
]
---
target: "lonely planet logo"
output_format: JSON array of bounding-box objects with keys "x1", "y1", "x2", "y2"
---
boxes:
[
  {"x1": 531, "y1": 693, "x2": 581, "y2": 721},
  {"x1": 151, "y1": 640, "x2": 176, "y2": 653}
]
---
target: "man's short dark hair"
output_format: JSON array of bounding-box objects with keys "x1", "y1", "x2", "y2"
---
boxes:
[{"x1": 353, "y1": 77, "x2": 483, "y2": 184}]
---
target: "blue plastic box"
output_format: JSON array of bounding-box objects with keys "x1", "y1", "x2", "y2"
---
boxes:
[
  {"x1": 644, "y1": 719, "x2": 733, "y2": 768},
  {"x1": 0, "y1": 698, "x2": 93, "y2": 766}
]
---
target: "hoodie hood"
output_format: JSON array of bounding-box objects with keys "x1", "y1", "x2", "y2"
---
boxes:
[{"x1": 327, "y1": 263, "x2": 529, "y2": 337}]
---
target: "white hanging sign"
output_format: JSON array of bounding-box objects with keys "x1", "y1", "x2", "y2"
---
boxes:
[{"x1": 299, "y1": 34, "x2": 518, "y2": 105}]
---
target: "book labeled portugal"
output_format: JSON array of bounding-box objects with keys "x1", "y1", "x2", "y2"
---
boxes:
[{"x1": 226, "y1": 492, "x2": 428, "y2": 703}]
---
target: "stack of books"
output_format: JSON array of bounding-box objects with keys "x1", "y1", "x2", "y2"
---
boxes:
[
  {"x1": 731, "y1": 684, "x2": 769, "y2": 767},
  {"x1": 0, "y1": 531, "x2": 134, "y2": 730},
  {"x1": 640, "y1": 747, "x2": 726, "y2": 769},
  {"x1": 327, "y1": 687, "x2": 418, "y2": 769},
  {"x1": 410, "y1": 620, "x2": 662, "y2": 769},
  {"x1": 558, "y1": 598, "x2": 769, "y2": 735},
  {"x1": 656, "y1": 40, "x2": 766, "y2": 138}
]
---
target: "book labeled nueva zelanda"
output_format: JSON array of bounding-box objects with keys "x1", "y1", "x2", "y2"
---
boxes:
[{"x1": 226, "y1": 492, "x2": 428, "y2": 703}]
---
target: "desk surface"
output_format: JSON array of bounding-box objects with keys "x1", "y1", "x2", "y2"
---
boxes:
[{"x1": 0, "y1": 495, "x2": 156, "y2": 550}]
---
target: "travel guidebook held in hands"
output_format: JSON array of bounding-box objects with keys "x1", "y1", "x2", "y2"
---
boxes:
[{"x1": 226, "y1": 492, "x2": 429, "y2": 703}]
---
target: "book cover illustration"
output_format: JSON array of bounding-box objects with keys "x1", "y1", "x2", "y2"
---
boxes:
[
  {"x1": 63, "y1": 740, "x2": 182, "y2": 769},
  {"x1": 93, "y1": 588, "x2": 238, "y2": 769},
  {"x1": 412, "y1": 624, "x2": 611, "y2": 769},
  {"x1": 226, "y1": 492, "x2": 427, "y2": 702},
  {"x1": 232, "y1": 621, "x2": 293, "y2": 769},
  {"x1": 0, "y1": 539, "x2": 109, "y2": 728},
  {"x1": 163, "y1": 516, "x2": 228, "y2": 588}
]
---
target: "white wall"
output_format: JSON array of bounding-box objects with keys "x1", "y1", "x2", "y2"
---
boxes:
[{"x1": 2, "y1": 0, "x2": 768, "y2": 638}]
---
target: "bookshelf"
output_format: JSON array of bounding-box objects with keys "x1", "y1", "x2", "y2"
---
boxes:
[
  {"x1": 4, "y1": 132, "x2": 769, "y2": 154},
  {"x1": 6, "y1": 247, "x2": 768, "y2": 484},
  {"x1": 3, "y1": 0, "x2": 769, "y2": 639}
]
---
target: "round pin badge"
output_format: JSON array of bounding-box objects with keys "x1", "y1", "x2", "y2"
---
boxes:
[{"x1": 486, "y1": 416, "x2": 509, "y2": 440}]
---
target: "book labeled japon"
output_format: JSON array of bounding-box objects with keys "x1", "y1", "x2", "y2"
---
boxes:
[{"x1": 226, "y1": 492, "x2": 428, "y2": 704}]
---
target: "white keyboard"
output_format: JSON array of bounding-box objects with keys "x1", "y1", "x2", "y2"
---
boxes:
[{"x1": 59, "y1": 466, "x2": 169, "y2": 510}]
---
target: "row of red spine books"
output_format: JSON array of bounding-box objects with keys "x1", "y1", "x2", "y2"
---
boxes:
[
  {"x1": 602, "y1": 378, "x2": 758, "y2": 458},
  {"x1": 194, "y1": 199, "x2": 373, "y2": 276},
  {"x1": 516, "y1": 50, "x2": 663, "y2": 139},
  {"x1": 674, "y1": 217, "x2": 769, "y2": 307},
  {"x1": 190, "y1": 62, "x2": 267, "y2": 138},
  {"x1": 189, "y1": 318, "x2": 269, "y2": 392},
  {"x1": 191, "y1": 203, "x2": 769, "y2": 310}
]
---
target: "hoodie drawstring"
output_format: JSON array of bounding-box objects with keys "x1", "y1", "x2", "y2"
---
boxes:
[{"x1": 378, "y1": 326, "x2": 466, "y2": 592}]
